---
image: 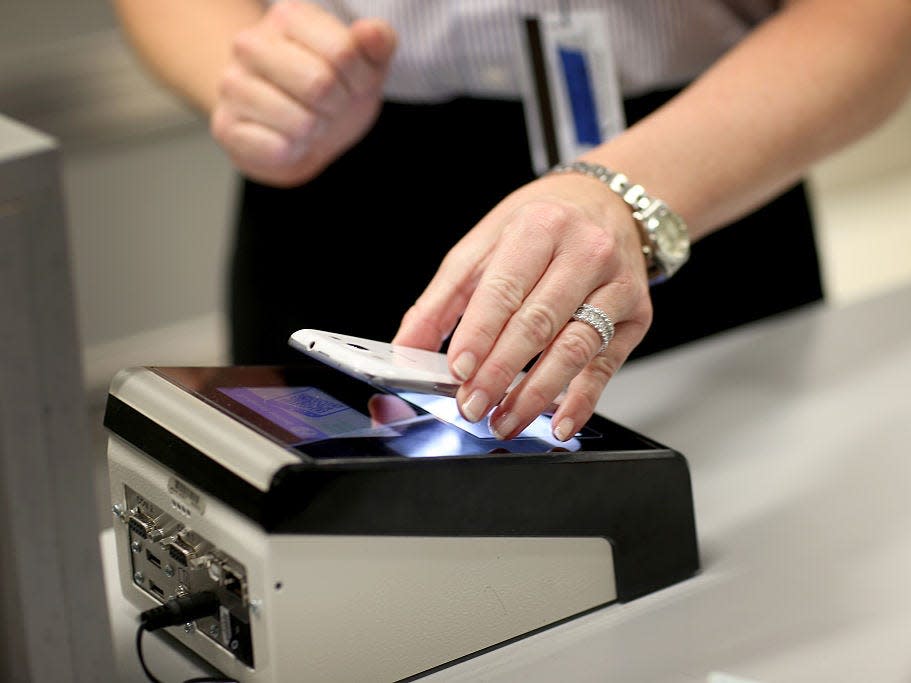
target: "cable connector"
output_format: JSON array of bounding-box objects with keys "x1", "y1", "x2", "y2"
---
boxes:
[
  {"x1": 140, "y1": 591, "x2": 220, "y2": 631},
  {"x1": 136, "y1": 591, "x2": 236, "y2": 683}
]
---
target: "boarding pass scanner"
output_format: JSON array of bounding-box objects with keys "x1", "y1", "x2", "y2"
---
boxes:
[{"x1": 104, "y1": 364, "x2": 699, "y2": 682}]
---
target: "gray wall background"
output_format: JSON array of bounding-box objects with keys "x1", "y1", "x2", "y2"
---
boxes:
[{"x1": 1, "y1": 0, "x2": 235, "y2": 404}]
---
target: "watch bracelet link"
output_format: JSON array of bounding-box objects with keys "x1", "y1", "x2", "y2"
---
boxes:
[{"x1": 547, "y1": 161, "x2": 689, "y2": 283}]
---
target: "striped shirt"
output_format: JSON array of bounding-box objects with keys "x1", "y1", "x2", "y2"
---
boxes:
[{"x1": 290, "y1": 1, "x2": 780, "y2": 101}]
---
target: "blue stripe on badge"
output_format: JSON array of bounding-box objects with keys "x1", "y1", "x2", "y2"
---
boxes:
[{"x1": 557, "y1": 46, "x2": 601, "y2": 146}]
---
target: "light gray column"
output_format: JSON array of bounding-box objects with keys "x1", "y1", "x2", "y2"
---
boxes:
[{"x1": 0, "y1": 114, "x2": 114, "y2": 682}]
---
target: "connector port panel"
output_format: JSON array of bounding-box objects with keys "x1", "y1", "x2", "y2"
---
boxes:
[{"x1": 121, "y1": 485, "x2": 254, "y2": 667}]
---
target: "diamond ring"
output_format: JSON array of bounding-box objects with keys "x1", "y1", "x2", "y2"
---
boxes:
[{"x1": 571, "y1": 303, "x2": 615, "y2": 354}]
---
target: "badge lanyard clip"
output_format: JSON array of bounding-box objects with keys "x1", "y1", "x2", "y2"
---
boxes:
[{"x1": 517, "y1": 7, "x2": 626, "y2": 174}]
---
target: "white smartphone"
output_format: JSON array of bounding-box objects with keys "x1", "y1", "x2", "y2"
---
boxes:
[{"x1": 288, "y1": 329, "x2": 461, "y2": 396}]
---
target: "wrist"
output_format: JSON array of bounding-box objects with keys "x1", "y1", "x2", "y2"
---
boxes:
[{"x1": 546, "y1": 161, "x2": 691, "y2": 285}]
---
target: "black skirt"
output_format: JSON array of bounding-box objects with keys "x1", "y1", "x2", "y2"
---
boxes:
[{"x1": 229, "y1": 91, "x2": 823, "y2": 365}]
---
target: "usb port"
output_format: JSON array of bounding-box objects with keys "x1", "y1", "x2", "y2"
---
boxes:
[
  {"x1": 149, "y1": 581, "x2": 165, "y2": 599},
  {"x1": 146, "y1": 550, "x2": 162, "y2": 569}
]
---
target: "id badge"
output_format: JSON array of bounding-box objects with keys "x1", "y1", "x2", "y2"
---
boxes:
[{"x1": 517, "y1": 9, "x2": 625, "y2": 174}]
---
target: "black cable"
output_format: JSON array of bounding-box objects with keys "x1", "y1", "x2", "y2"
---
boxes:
[
  {"x1": 135, "y1": 591, "x2": 239, "y2": 683},
  {"x1": 136, "y1": 624, "x2": 163, "y2": 683}
]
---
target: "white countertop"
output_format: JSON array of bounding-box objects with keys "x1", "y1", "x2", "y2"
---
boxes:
[{"x1": 105, "y1": 284, "x2": 911, "y2": 682}]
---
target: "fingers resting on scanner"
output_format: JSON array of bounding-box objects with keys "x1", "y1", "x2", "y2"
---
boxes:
[
  {"x1": 394, "y1": 174, "x2": 654, "y2": 443},
  {"x1": 211, "y1": 1, "x2": 397, "y2": 186}
]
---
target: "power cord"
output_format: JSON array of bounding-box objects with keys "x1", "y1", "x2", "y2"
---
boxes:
[{"x1": 136, "y1": 591, "x2": 239, "y2": 683}]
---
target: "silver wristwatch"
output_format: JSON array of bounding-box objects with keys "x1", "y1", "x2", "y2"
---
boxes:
[{"x1": 549, "y1": 161, "x2": 690, "y2": 284}]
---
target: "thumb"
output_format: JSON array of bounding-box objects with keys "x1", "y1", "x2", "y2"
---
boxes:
[{"x1": 351, "y1": 18, "x2": 397, "y2": 66}]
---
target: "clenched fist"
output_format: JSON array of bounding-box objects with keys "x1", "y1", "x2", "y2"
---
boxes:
[{"x1": 211, "y1": 1, "x2": 397, "y2": 187}]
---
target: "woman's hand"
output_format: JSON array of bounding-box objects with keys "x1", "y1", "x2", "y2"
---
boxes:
[
  {"x1": 393, "y1": 172, "x2": 654, "y2": 441},
  {"x1": 210, "y1": 1, "x2": 397, "y2": 187}
]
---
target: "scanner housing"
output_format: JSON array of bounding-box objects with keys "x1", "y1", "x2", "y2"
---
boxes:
[{"x1": 104, "y1": 365, "x2": 699, "y2": 682}]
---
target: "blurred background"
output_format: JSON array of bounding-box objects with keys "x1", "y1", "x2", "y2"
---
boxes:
[{"x1": 2, "y1": 0, "x2": 911, "y2": 527}]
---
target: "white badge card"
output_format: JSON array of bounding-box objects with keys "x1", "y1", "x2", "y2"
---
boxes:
[{"x1": 517, "y1": 10, "x2": 625, "y2": 174}]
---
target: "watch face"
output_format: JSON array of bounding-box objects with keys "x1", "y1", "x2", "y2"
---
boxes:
[
  {"x1": 641, "y1": 203, "x2": 690, "y2": 279},
  {"x1": 654, "y1": 209, "x2": 690, "y2": 262}
]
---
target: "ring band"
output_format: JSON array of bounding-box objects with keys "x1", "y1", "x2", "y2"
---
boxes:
[{"x1": 571, "y1": 303, "x2": 615, "y2": 354}]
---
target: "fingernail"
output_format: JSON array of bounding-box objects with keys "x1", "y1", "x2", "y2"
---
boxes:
[
  {"x1": 461, "y1": 389, "x2": 490, "y2": 423},
  {"x1": 553, "y1": 418, "x2": 575, "y2": 442},
  {"x1": 490, "y1": 412, "x2": 519, "y2": 440},
  {"x1": 452, "y1": 352, "x2": 477, "y2": 381}
]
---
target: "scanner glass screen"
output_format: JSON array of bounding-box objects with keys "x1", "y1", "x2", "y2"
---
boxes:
[
  {"x1": 152, "y1": 366, "x2": 656, "y2": 460},
  {"x1": 216, "y1": 385, "x2": 399, "y2": 444}
]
